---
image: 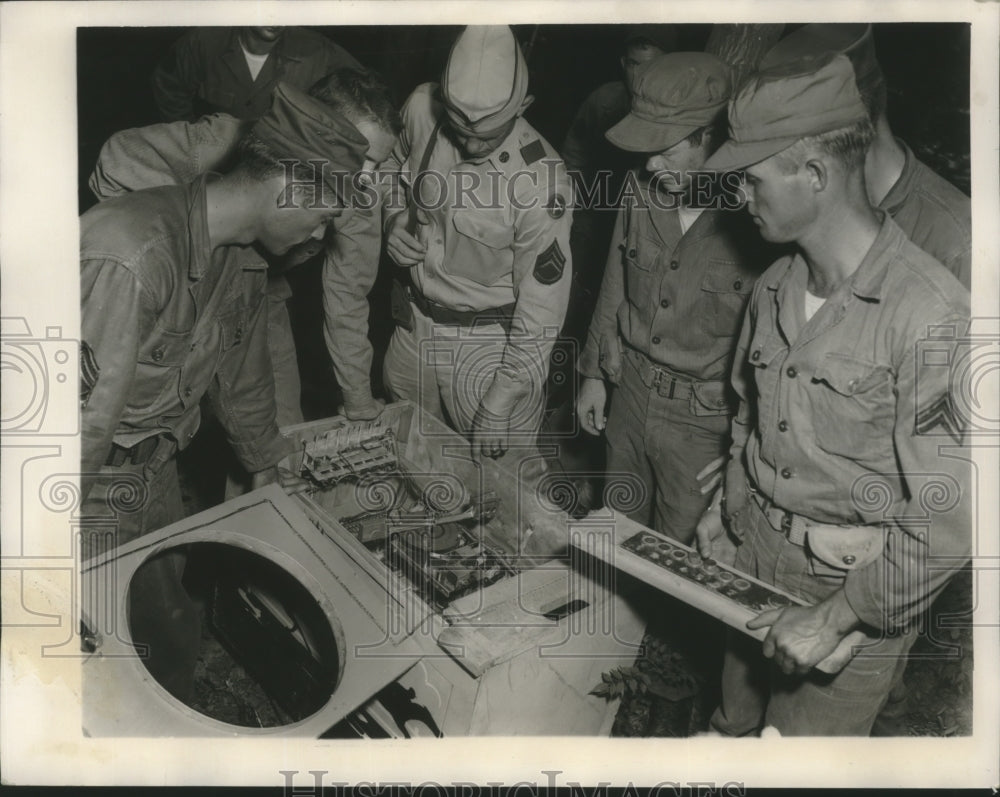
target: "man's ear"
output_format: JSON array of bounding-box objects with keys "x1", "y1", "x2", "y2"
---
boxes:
[
  {"x1": 804, "y1": 157, "x2": 828, "y2": 193},
  {"x1": 518, "y1": 95, "x2": 535, "y2": 115}
]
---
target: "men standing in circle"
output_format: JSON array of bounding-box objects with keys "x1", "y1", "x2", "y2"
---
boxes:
[
  {"x1": 695, "y1": 54, "x2": 970, "y2": 735},
  {"x1": 759, "y1": 23, "x2": 971, "y2": 289},
  {"x1": 153, "y1": 26, "x2": 359, "y2": 123},
  {"x1": 382, "y1": 26, "x2": 574, "y2": 460},
  {"x1": 89, "y1": 67, "x2": 401, "y2": 427},
  {"x1": 575, "y1": 52, "x2": 774, "y2": 544},
  {"x1": 80, "y1": 83, "x2": 368, "y2": 700}
]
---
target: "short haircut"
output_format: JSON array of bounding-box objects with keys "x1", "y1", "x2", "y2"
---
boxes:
[
  {"x1": 683, "y1": 110, "x2": 728, "y2": 155},
  {"x1": 308, "y1": 67, "x2": 402, "y2": 136},
  {"x1": 232, "y1": 131, "x2": 319, "y2": 186},
  {"x1": 775, "y1": 118, "x2": 875, "y2": 174}
]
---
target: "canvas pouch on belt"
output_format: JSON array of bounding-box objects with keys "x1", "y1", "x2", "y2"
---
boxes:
[{"x1": 805, "y1": 523, "x2": 884, "y2": 574}]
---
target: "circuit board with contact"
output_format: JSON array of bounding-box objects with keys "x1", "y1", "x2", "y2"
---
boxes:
[{"x1": 619, "y1": 530, "x2": 795, "y2": 614}]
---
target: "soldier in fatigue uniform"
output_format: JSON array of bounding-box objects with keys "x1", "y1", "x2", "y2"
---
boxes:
[
  {"x1": 696, "y1": 55, "x2": 971, "y2": 736},
  {"x1": 760, "y1": 23, "x2": 971, "y2": 289},
  {"x1": 576, "y1": 52, "x2": 775, "y2": 544},
  {"x1": 382, "y1": 25, "x2": 574, "y2": 460}
]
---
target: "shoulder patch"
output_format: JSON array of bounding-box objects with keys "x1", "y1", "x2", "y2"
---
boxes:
[
  {"x1": 546, "y1": 193, "x2": 567, "y2": 219},
  {"x1": 520, "y1": 139, "x2": 546, "y2": 166},
  {"x1": 533, "y1": 240, "x2": 567, "y2": 286}
]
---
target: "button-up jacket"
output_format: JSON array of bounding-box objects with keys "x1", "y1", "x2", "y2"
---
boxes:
[
  {"x1": 152, "y1": 27, "x2": 359, "y2": 122},
  {"x1": 80, "y1": 175, "x2": 288, "y2": 486},
  {"x1": 383, "y1": 83, "x2": 574, "y2": 409},
  {"x1": 87, "y1": 113, "x2": 382, "y2": 412},
  {"x1": 578, "y1": 180, "x2": 773, "y2": 402},
  {"x1": 729, "y1": 213, "x2": 971, "y2": 630},
  {"x1": 880, "y1": 139, "x2": 971, "y2": 290}
]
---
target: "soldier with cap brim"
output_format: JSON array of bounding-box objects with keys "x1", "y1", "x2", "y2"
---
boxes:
[
  {"x1": 575, "y1": 52, "x2": 774, "y2": 544},
  {"x1": 381, "y1": 26, "x2": 574, "y2": 461},
  {"x1": 694, "y1": 54, "x2": 971, "y2": 736},
  {"x1": 759, "y1": 23, "x2": 970, "y2": 289},
  {"x1": 79, "y1": 82, "x2": 369, "y2": 701}
]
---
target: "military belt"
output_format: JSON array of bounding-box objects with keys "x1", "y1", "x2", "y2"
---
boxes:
[
  {"x1": 626, "y1": 348, "x2": 703, "y2": 400},
  {"x1": 408, "y1": 284, "x2": 514, "y2": 332}
]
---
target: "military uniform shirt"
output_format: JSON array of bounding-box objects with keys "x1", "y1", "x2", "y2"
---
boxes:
[
  {"x1": 383, "y1": 83, "x2": 574, "y2": 404},
  {"x1": 578, "y1": 180, "x2": 770, "y2": 392},
  {"x1": 80, "y1": 175, "x2": 288, "y2": 480},
  {"x1": 88, "y1": 113, "x2": 382, "y2": 413},
  {"x1": 729, "y1": 212, "x2": 971, "y2": 630},
  {"x1": 880, "y1": 138, "x2": 971, "y2": 290}
]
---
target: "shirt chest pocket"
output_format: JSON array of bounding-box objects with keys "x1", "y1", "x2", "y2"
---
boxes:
[
  {"x1": 699, "y1": 259, "x2": 754, "y2": 335},
  {"x1": 809, "y1": 353, "x2": 896, "y2": 460},
  {"x1": 449, "y1": 212, "x2": 515, "y2": 287},
  {"x1": 129, "y1": 330, "x2": 190, "y2": 412},
  {"x1": 623, "y1": 233, "x2": 660, "y2": 306}
]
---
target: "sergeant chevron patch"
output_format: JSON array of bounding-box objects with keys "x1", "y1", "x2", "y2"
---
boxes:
[{"x1": 533, "y1": 240, "x2": 566, "y2": 285}]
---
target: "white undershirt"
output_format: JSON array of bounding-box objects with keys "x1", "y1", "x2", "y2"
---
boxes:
[
  {"x1": 678, "y1": 205, "x2": 705, "y2": 235},
  {"x1": 241, "y1": 45, "x2": 270, "y2": 81},
  {"x1": 804, "y1": 289, "x2": 827, "y2": 321}
]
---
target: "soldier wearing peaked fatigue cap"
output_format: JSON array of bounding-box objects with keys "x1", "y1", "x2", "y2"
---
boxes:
[
  {"x1": 695, "y1": 54, "x2": 971, "y2": 736},
  {"x1": 758, "y1": 23, "x2": 971, "y2": 289},
  {"x1": 89, "y1": 67, "x2": 402, "y2": 428},
  {"x1": 576, "y1": 51, "x2": 778, "y2": 544},
  {"x1": 80, "y1": 81, "x2": 368, "y2": 702},
  {"x1": 382, "y1": 25, "x2": 574, "y2": 460}
]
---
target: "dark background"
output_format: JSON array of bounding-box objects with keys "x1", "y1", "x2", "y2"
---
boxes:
[{"x1": 77, "y1": 23, "x2": 971, "y2": 211}]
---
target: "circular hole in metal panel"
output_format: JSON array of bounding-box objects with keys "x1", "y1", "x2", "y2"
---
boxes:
[{"x1": 126, "y1": 541, "x2": 341, "y2": 728}]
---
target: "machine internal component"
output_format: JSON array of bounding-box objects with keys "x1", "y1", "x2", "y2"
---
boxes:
[{"x1": 300, "y1": 422, "x2": 399, "y2": 486}]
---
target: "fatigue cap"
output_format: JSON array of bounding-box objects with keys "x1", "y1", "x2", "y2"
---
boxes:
[
  {"x1": 252, "y1": 81, "x2": 369, "y2": 203},
  {"x1": 441, "y1": 26, "x2": 529, "y2": 135},
  {"x1": 606, "y1": 52, "x2": 731, "y2": 153},
  {"x1": 759, "y1": 24, "x2": 884, "y2": 113},
  {"x1": 704, "y1": 53, "x2": 869, "y2": 172}
]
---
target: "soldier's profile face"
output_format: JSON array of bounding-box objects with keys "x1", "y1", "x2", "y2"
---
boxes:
[
  {"x1": 621, "y1": 42, "x2": 663, "y2": 86},
  {"x1": 645, "y1": 133, "x2": 711, "y2": 192},
  {"x1": 742, "y1": 154, "x2": 816, "y2": 243},
  {"x1": 355, "y1": 120, "x2": 398, "y2": 181}
]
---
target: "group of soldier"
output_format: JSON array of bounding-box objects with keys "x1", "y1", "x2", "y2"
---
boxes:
[{"x1": 80, "y1": 23, "x2": 972, "y2": 736}]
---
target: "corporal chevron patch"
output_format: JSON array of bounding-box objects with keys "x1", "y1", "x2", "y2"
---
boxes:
[{"x1": 915, "y1": 392, "x2": 965, "y2": 444}]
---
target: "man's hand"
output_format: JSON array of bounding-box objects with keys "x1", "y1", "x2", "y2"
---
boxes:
[
  {"x1": 694, "y1": 487, "x2": 736, "y2": 565},
  {"x1": 385, "y1": 210, "x2": 427, "y2": 267},
  {"x1": 250, "y1": 465, "x2": 311, "y2": 495},
  {"x1": 471, "y1": 401, "x2": 511, "y2": 461},
  {"x1": 577, "y1": 377, "x2": 608, "y2": 435},
  {"x1": 696, "y1": 455, "x2": 726, "y2": 495},
  {"x1": 747, "y1": 589, "x2": 862, "y2": 676},
  {"x1": 339, "y1": 397, "x2": 386, "y2": 421}
]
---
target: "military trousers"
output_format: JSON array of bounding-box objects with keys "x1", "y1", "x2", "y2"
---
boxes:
[
  {"x1": 383, "y1": 304, "x2": 545, "y2": 442},
  {"x1": 709, "y1": 486, "x2": 916, "y2": 736},
  {"x1": 605, "y1": 350, "x2": 731, "y2": 544}
]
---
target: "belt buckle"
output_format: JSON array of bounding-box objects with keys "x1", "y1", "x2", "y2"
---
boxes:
[{"x1": 780, "y1": 512, "x2": 793, "y2": 537}]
